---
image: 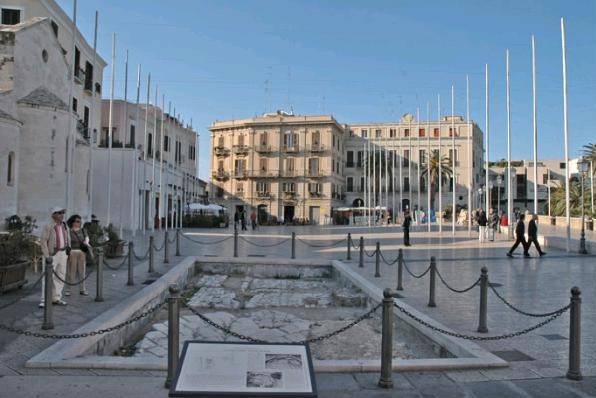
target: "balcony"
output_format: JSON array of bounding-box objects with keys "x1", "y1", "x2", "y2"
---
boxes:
[
  {"x1": 235, "y1": 191, "x2": 245, "y2": 198},
  {"x1": 281, "y1": 170, "x2": 301, "y2": 178},
  {"x1": 309, "y1": 190, "x2": 323, "y2": 197},
  {"x1": 212, "y1": 170, "x2": 230, "y2": 181},
  {"x1": 74, "y1": 67, "x2": 85, "y2": 85},
  {"x1": 233, "y1": 145, "x2": 250, "y2": 155},
  {"x1": 248, "y1": 170, "x2": 279, "y2": 178},
  {"x1": 308, "y1": 169, "x2": 324, "y2": 178},
  {"x1": 233, "y1": 170, "x2": 248, "y2": 179},
  {"x1": 282, "y1": 145, "x2": 299, "y2": 153},
  {"x1": 283, "y1": 191, "x2": 297, "y2": 199},
  {"x1": 256, "y1": 144, "x2": 273, "y2": 153},
  {"x1": 257, "y1": 191, "x2": 274, "y2": 200},
  {"x1": 306, "y1": 144, "x2": 326, "y2": 153},
  {"x1": 214, "y1": 146, "x2": 231, "y2": 157}
]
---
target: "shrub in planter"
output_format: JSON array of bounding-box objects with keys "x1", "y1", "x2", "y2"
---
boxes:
[
  {"x1": 0, "y1": 226, "x2": 40, "y2": 293},
  {"x1": 103, "y1": 224, "x2": 125, "y2": 258}
]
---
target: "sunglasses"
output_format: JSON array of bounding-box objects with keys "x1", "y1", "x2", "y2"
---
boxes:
[
  {"x1": 73, "y1": 220, "x2": 81, "y2": 223},
  {"x1": 54, "y1": 211, "x2": 65, "y2": 215}
]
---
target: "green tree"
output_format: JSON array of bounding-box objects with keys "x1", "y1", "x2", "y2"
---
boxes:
[
  {"x1": 548, "y1": 181, "x2": 592, "y2": 218},
  {"x1": 582, "y1": 143, "x2": 596, "y2": 173},
  {"x1": 421, "y1": 150, "x2": 452, "y2": 210}
]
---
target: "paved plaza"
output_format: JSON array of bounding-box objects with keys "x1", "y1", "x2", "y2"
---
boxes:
[{"x1": 0, "y1": 224, "x2": 595, "y2": 397}]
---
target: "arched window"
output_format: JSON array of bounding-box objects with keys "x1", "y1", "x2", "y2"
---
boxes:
[{"x1": 7, "y1": 151, "x2": 15, "y2": 186}]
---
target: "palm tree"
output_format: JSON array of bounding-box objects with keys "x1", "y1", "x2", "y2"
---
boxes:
[
  {"x1": 582, "y1": 143, "x2": 596, "y2": 173},
  {"x1": 549, "y1": 181, "x2": 583, "y2": 217},
  {"x1": 421, "y1": 150, "x2": 452, "y2": 210}
]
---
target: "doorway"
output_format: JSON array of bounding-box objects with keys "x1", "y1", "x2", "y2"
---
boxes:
[
  {"x1": 309, "y1": 206, "x2": 320, "y2": 225},
  {"x1": 257, "y1": 204, "x2": 268, "y2": 224},
  {"x1": 284, "y1": 205, "x2": 295, "y2": 223}
]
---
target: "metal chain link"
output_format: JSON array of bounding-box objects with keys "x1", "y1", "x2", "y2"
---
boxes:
[
  {"x1": 489, "y1": 284, "x2": 571, "y2": 318},
  {"x1": 434, "y1": 268, "x2": 480, "y2": 294},
  {"x1": 393, "y1": 302, "x2": 569, "y2": 341},
  {"x1": 350, "y1": 238, "x2": 360, "y2": 250},
  {"x1": 0, "y1": 272, "x2": 45, "y2": 311},
  {"x1": 183, "y1": 301, "x2": 382, "y2": 344},
  {"x1": 364, "y1": 248, "x2": 377, "y2": 258},
  {"x1": 102, "y1": 256, "x2": 128, "y2": 271},
  {"x1": 180, "y1": 234, "x2": 233, "y2": 245},
  {"x1": 167, "y1": 235, "x2": 177, "y2": 244},
  {"x1": 52, "y1": 269, "x2": 95, "y2": 286},
  {"x1": 153, "y1": 239, "x2": 166, "y2": 252},
  {"x1": 402, "y1": 259, "x2": 431, "y2": 279},
  {"x1": 133, "y1": 247, "x2": 150, "y2": 261},
  {"x1": 238, "y1": 236, "x2": 291, "y2": 248},
  {"x1": 379, "y1": 250, "x2": 399, "y2": 266},
  {"x1": 0, "y1": 298, "x2": 167, "y2": 339},
  {"x1": 296, "y1": 237, "x2": 347, "y2": 248}
]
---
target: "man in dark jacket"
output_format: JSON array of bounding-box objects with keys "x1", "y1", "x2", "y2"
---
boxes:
[
  {"x1": 527, "y1": 214, "x2": 546, "y2": 256},
  {"x1": 478, "y1": 210, "x2": 488, "y2": 243},
  {"x1": 507, "y1": 214, "x2": 529, "y2": 257},
  {"x1": 403, "y1": 210, "x2": 412, "y2": 246}
]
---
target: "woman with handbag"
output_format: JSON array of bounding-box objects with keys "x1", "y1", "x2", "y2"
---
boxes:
[{"x1": 65, "y1": 214, "x2": 90, "y2": 296}]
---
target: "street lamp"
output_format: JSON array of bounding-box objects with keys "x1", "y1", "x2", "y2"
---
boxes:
[
  {"x1": 496, "y1": 175, "x2": 503, "y2": 216},
  {"x1": 578, "y1": 157, "x2": 589, "y2": 254},
  {"x1": 478, "y1": 187, "x2": 483, "y2": 209}
]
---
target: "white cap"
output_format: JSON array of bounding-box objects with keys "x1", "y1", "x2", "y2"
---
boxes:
[{"x1": 50, "y1": 206, "x2": 66, "y2": 214}]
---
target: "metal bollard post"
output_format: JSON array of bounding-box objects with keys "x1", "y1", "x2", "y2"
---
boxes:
[
  {"x1": 233, "y1": 228, "x2": 239, "y2": 258},
  {"x1": 165, "y1": 284, "x2": 181, "y2": 389},
  {"x1": 374, "y1": 242, "x2": 381, "y2": 278},
  {"x1": 176, "y1": 229, "x2": 181, "y2": 256},
  {"x1": 95, "y1": 247, "x2": 104, "y2": 302},
  {"x1": 347, "y1": 233, "x2": 351, "y2": 260},
  {"x1": 291, "y1": 232, "x2": 296, "y2": 259},
  {"x1": 41, "y1": 258, "x2": 54, "y2": 330},
  {"x1": 566, "y1": 287, "x2": 582, "y2": 380},
  {"x1": 359, "y1": 236, "x2": 364, "y2": 268},
  {"x1": 428, "y1": 256, "x2": 436, "y2": 307},
  {"x1": 477, "y1": 267, "x2": 488, "y2": 333},
  {"x1": 127, "y1": 241, "x2": 134, "y2": 286},
  {"x1": 163, "y1": 231, "x2": 170, "y2": 264},
  {"x1": 149, "y1": 236, "x2": 155, "y2": 273},
  {"x1": 378, "y1": 288, "x2": 397, "y2": 389},
  {"x1": 396, "y1": 249, "x2": 404, "y2": 291}
]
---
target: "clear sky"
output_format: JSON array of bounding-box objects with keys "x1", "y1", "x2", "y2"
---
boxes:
[{"x1": 57, "y1": 0, "x2": 596, "y2": 181}]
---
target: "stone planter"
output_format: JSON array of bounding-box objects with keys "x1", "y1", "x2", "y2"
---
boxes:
[
  {"x1": 0, "y1": 260, "x2": 28, "y2": 294},
  {"x1": 104, "y1": 240, "x2": 125, "y2": 258}
]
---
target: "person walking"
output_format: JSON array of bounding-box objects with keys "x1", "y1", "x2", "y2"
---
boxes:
[
  {"x1": 234, "y1": 211, "x2": 239, "y2": 231},
  {"x1": 64, "y1": 215, "x2": 90, "y2": 296},
  {"x1": 39, "y1": 206, "x2": 70, "y2": 307},
  {"x1": 241, "y1": 210, "x2": 247, "y2": 231},
  {"x1": 478, "y1": 209, "x2": 488, "y2": 243},
  {"x1": 250, "y1": 210, "x2": 257, "y2": 230},
  {"x1": 488, "y1": 208, "x2": 499, "y2": 241},
  {"x1": 527, "y1": 214, "x2": 546, "y2": 256},
  {"x1": 402, "y1": 210, "x2": 412, "y2": 246},
  {"x1": 507, "y1": 213, "x2": 529, "y2": 257}
]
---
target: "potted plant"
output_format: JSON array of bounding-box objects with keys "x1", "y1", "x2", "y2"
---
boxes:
[
  {"x1": 103, "y1": 224, "x2": 125, "y2": 258},
  {"x1": 1, "y1": 215, "x2": 41, "y2": 293}
]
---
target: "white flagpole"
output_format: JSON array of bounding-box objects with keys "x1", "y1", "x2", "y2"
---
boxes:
[
  {"x1": 119, "y1": 49, "x2": 129, "y2": 238},
  {"x1": 384, "y1": 145, "x2": 388, "y2": 223},
  {"x1": 141, "y1": 73, "x2": 151, "y2": 232},
  {"x1": 391, "y1": 138, "x2": 395, "y2": 222},
  {"x1": 130, "y1": 64, "x2": 141, "y2": 236},
  {"x1": 367, "y1": 135, "x2": 371, "y2": 227},
  {"x1": 408, "y1": 115, "x2": 412, "y2": 212},
  {"x1": 373, "y1": 134, "x2": 376, "y2": 223},
  {"x1": 151, "y1": 84, "x2": 158, "y2": 232},
  {"x1": 427, "y1": 102, "x2": 431, "y2": 232},
  {"x1": 506, "y1": 50, "x2": 513, "y2": 239},
  {"x1": 561, "y1": 17, "x2": 570, "y2": 252},
  {"x1": 532, "y1": 35, "x2": 539, "y2": 214},
  {"x1": 485, "y1": 64, "x2": 490, "y2": 217},
  {"x1": 398, "y1": 127, "x2": 403, "y2": 221},
  {"x1": 88, "y1": 10, "x2": 98, "y2": 221},
  {"x1": 65, "y1": 0, "x2": 77, "y2": 211},
  {"x1": 438, "y1": 94, "x2": 442, "y2": 233},
  {"x1": 159, "y1": 95, "x2": 165, "y2": 230},
  {"x1": 363, "y1": 139, "x2": 367, "y2": 225},
  {"x1": 378, "y1": 135, "x2": 382, "y2": 220},
  {"x1": 451, "y1": 84, "x2": 456, "y2": 236},
  {"x1": 467, "y1": 75, "x2": 472, "y2": 236},
  {"x1": 106, "y1": 32, "x2": 116, "y2": 226},
  {"x1": 416, "y1": 107, "x2": 420, "y2": 223}
]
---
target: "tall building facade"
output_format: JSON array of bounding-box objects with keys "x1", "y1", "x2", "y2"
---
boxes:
[
  {"x1": 209, "y1": 112, "x2": 346, "y2": 224},
  {"x1": 209, "y1": 111, "x2": 484, "y2": 224},
  {"x1": 0, "y1": 0, "x2": 105, "y2": 224}
]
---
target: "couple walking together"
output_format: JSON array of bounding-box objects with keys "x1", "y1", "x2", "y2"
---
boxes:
[{"x1": 507, "y1": 213, "x2": 546, "y2": 258}]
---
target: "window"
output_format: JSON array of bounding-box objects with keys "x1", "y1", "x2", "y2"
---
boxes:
[
  {"x1": 433, "y1": 128, "x2": 439, "y2": 137},
  {"x1": 347, "y1": 177, "x2": 353, "y2": 192},
  {"x1": 419, "y1": 128, "x2": 425, "y2": 137},
  {"x1": 403, "y1": 150, "x2": 410, "y2": 167},
  {"x1": 84, "y1": 61, "x2": 93, "y2": 91},
  {"x1": 285, "y1": 157, "x2": 295, "y2": 172},
  {"x1": 560, "y1": 162, "x2": 566, "y2": 169},
  {"x1": 346, "y1": 151, "x2": 354, "y2": 167},
  {"x1": 361, "y1": 129, "x2": 368, "y2": 138},
  {"x1": 375, "y1": 129, "x2": 382, "y2": 138},
  {"x1": 308, "y1": 183, "x2": 321, "y2": 193},
  {"x1": 164, "y1": 135, "x2": 170, "y2": 152},
  {"x1": 237, "y1": 135, "x2": 244, "y2": 146},
  {"x1": 357, "y1": 151, "x2": 363, "y2": 167},
  {"x1": 404, "y1": 129, "x2": 410, "y2": 137},
  {"x1": 260, "y1": 132, "x2": 267, "y2": 145},
  {"x1": 332, "y1": 134, "x2": 335, "y2": 148},
  {"x1": 419, "y1": 149, "x2": 426, "y2": 164},
  {"x1": 72, "y1": 97, "x2": 78, "y2": 113},
  {"x1": 7, "y1": 151, "x2": 15, "y2": 186},
  {"x1": 256, "y1": 182, "x2": 269, "y2": 193},
  {"x1": 389, "y1": 128, "x2": 397, "y2": 138},
  {"x1": 360, "y1": 177, "x2": 364, "y2": 192},
  {"x1": 404, "y1": 177, "x2": 410, "y2": 192},
  {"x1": 147, "y1": 133, "x2": 153, "y2": 156},
  {"x1": 74, "y1": 47, "x2": 81, "y2": 78},
  {"x1": 543, "y1": 174, "x2": 549, "y2": 184},
  {"x1": 236, "y1": 182, "x2": 244, "y2": 195},
  {"x1": 234, "y1": 159, "x2": 245, "y2": 176},
  {"x1": 130, "y1": 125, "x2": 136, "y2": 147},
  {"x1": 309, "y1": 158, "x2": 319, "y2": 175},
  {"x1": 259, "y1": 158, "x2": 268, "y2": 171},
  {"x1": 449, "y1": 127, "x2": 458, "y2": 137},
  {"x1": 83, "y1": 106, "x2": 90, "y2": 135},
  {"x1": 217, "y1": 160, "x2": 224, "y2": 171},
  {"x1": 312, "y1": 131, "x2": 320, "y2": 145},
  {"x1": 448, "y1": 149, "x2": 458, "y2": 164},
  {"x1": 217, "y1": 136, "x2": 224, "y2": 148},
  {"x1": 282, "y1": 182, "x2": 295, "y2": 192},
  {"x1": 283, "y1": 132, "x2": 298, "y2": 150},
  {"x1": 1, "y1": 8, "x2": 21, "y2": 25}
]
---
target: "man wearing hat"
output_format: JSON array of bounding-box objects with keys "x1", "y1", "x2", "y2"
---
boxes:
[{"x1": 39, "y1": 206, "x2": 71, "y2": 307}]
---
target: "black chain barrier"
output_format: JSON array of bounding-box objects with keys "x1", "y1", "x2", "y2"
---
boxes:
[
  {"x1": 168, "y1": 235, "x2": 177, "y2": 245},
  {"x1": 133, "y1": 247, "x2": 150, "y2": 261},
  {"x1": 364, "y1": 248, "x2": 377, "y2": 258},
  {"x1": 153, "y1": 239, "x2": 166, "y2": 252},
  {"x1": 488, "y1": 284, "x2": 571, "y2": 318},
  {"x1": 238, "y1": 236, "x2": 291, "y2": 248},
  {"x1": 402, "y1": 259, "x2": 432, "y2": 279},
  {"x1": 0, "y1": 298, "x2": 167, "y2": 339},
  {"x1": 350, "y1": 239, "x2": 360, "y2": 250},
  {"x1": 180, "y1": 234, "x2": 233, "y2": 245},
  {"x1": 0, "y1": 272, "x2": 45, "y2": 311},
  {"x1": 183, "y1": 301, "x2": 382, "y2": 344},
  {"x1": 379, "y1": 250, "x2": 400, "y2": 266},
  {"x1": 102, "y1": 256, "x2": 128, "y2": 271},
  {"x1": 434, "y1": 269, "x2": 481, "y2": 294},
  {"x1": 52, "y1": 269, "x2": 95, "y2": 286},
  {"x1": 394, "y1": 302, "x2": 569, "y2": 341},
  {"x1": 296, "y1": 237, "x2": 347, "y2": 248}
]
